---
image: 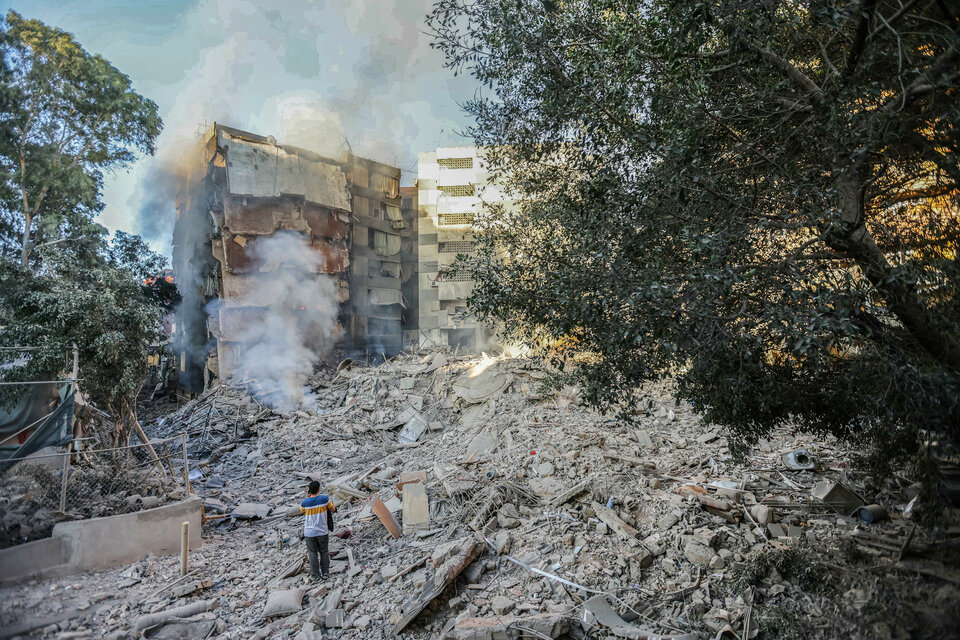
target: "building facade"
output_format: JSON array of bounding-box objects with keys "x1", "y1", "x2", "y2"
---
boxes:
[
  {"x1": 416, "y1": 146, "x2": 506, "y2": 349},
  {"x1": 172, "y1": 124, "x2": 406, "y2": 391},
  {"x1": 399, "y1": 186, "x2": 419, "y2": 349}
]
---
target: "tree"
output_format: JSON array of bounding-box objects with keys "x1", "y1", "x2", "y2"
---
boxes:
[
  {"x1": 0, "y1": 12, "x2": 164, "y2": 447},
  {"x1": 0, "y1": 235, "x2": 166, "y2": 446},
  {"x1": 0, "y1": 11, "x2": 161, "y2": 266},
  {"x1": 429, "y1": 0, "x2": 960, "y2": 471}
]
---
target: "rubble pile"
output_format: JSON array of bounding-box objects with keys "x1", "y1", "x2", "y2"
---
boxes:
[{"x1": 1, "y1": 351, "x2": 955, "y2": 639}]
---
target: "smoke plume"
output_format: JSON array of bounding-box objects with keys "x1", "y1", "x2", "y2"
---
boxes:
[
  {"x1": 122, "y1": 0, "x2": 474, "y2": 393},
  {"x1": 225, "y1": 231, "x2": 340, "y2": 410}
]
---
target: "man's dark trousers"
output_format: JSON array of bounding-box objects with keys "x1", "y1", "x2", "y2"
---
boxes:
[{"x1": 305, "y1": 534, "x2": 329, "y2": 578}]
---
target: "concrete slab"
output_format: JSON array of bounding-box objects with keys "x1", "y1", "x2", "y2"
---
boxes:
[{"x1": 402, "y1": 482, "x2": 430, "y2": 535}]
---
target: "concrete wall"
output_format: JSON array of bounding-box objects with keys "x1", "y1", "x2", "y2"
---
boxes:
[
  {"x1": 0, "y1": 498, "x2": 203, "y2": 584},
  {"x1": 0, "y1": 536, "x2": 64, "y2": 584},
  {"x1": 53, "y1": 497, "x2": 202, "y2": 572}
]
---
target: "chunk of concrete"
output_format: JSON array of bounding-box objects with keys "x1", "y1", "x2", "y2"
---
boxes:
[
  {"x1": 443, "y1": 613, "x2": 571, "y2": 640},
  {"x1": 750, "y1": 504, "x2": 773, "y2": 525},
  {"x1": 491, "y1": 595, "x2": 515, "y2": 615},
  {"x1": 325, "y1": 609, "x2": 345, "y2": 628},
  {"x1": 464, "y1": 430, "x2": 497, "y2": 460},
  {"x1": 398, "y1": 413, "x2": 430, "y2": 444},
  {"x1": 232, "y1": 503, "x2": 271, "y2": 519},
  {"x1": 398, "y1": 470, "x2": 428, "y2": 490},
  {"x1": 584, "y1": 595, "x2": 695, "y2": 640},
  {"x1": 392, "y1": 536, "x2": 483, "y2": 634},
  {"x1": 591, "y1": 502, "x2": 640, "y2": 540},
  {"x1": 402, "y1": 482, "x2": 430, "y2": 535},
  {"x1": 452, "y1": 368, "x2": 512, "y2": 403},
  {"x1": 683, "y1": 540, "x2": 717, "y2": 565}
]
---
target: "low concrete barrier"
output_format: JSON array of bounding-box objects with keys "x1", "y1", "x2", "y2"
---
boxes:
[
  {"x1": 54, "y1": 496, "x2": 202, "y2": 571},
  {"x1": 0, "y1": 497, "x2": 202, "y2": 583},
  {"x1": 0, "y1": 536, "x2": 65, "y2": 584}
]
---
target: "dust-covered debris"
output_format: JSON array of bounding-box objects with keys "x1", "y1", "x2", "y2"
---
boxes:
[{"x1": 2, "y1": 350, "x2": 958, "y2": 639}]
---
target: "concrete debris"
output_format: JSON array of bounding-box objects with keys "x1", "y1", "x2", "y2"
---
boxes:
[
  {"x1": 392, "y1": 536, "x2": 483, "y2": 634},
  {"x1": 583, "y1": 595, "x2": 696, "y2": 640},
  {"x1": 398, "y1": 413, "x2": 429, "y2": 444},
  {"x1": 444, "y1": 612, "x2": 570, "y2": 639},
  {"x1": 134, "y1": 599, "x2": 219, "y2": 635},
  {"x1": 591, "y1": 501, "x2": 640, "y2": 541},
  {"x1": 231, "y1": 503, "x2": 271, "y2": 520},
  {"x1": 143, "y1": 612, "x2": 218, "y2": 639},
  {"x1": 1, "y1": 350, "x2": 934, "y2": 640},
  {"x1": 452, "y1": 367, "x2": 512, "y2": 404},
  {"x1": 401, "y1": 482, "x2": 430, "y2": 535}
]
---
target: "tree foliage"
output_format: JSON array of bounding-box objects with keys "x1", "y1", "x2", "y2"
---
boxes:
[
  {"x1": 0, "y1": 12, "x2": 164, "y2": 442},
  {"x1": 429, "y1": 0, "x2": 960, "y2": 467},
  {"x1": 0, "y1": 235, "x2": 166, "y2": 411},
  {"x1": 0, "y1": 10, "x2": 161, "y2": 266}
]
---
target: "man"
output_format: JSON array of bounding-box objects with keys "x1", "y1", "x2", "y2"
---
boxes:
[{"x1": 299, "y1": 480, "x2": 335, "y2": 581}]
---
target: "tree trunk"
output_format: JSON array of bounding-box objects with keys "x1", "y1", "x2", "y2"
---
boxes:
[
  {"x1": 829, "y1": 173, "x2": 960, "y2": 372},
  {"x1": 21, "y1": 211, "x2": 31, "y2": 266}
]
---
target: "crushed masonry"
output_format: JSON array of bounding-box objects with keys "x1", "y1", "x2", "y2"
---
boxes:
[{"x1": 0, "y1": 350, "x2": 949, "y2": 639}]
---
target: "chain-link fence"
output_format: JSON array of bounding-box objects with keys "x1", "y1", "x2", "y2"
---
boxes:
[{"x1": 0, "y1": 433, "x2": 189, "y2": 550}]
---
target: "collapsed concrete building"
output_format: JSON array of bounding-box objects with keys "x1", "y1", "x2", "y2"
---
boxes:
[{"x1": 173, "y1": 124, "x2": 412, "y2": 391}]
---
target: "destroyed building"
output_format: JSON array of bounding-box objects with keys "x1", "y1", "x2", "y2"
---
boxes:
[
  {"x1": 172, "y1": 124, "x2": 407, "y2": 390},
  {"x1": 399, "y1": 186, "x2": 419, "y2": 348},
  {"x1": 416, "y1": 146, "x2": 508, "y2": 349}
]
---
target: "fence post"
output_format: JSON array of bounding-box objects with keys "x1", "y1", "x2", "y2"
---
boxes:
[
  {"x1": 59, "y1": 443, "x2": 71, "y2": 512},
  {"x1": 182, "y1": 434, "x2": 191, "y2": 495},
  {"x1": 180, "y1": 521, "x2": 190, "y2": 576}
]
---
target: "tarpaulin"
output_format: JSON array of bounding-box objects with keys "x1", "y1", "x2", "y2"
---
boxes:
[{"x1": 0, "y1": 383, "x2": 74, "y2": 476}]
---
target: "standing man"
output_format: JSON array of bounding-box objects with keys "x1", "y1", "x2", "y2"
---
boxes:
[{"x1": 300, "y1": 480, "x2": 335, "y2": 581}]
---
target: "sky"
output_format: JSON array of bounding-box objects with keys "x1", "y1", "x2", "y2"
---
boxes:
[{"x1": 0, "y1": 0, "x2": 477, "y2": 253}]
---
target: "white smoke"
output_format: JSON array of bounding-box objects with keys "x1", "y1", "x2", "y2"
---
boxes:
[
  {"x1": 226, "y1": 231, "x2": 340, "y2": 411},
  {"x1": 127, "y1": 0, "x2": 474, "y2": 252}
]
